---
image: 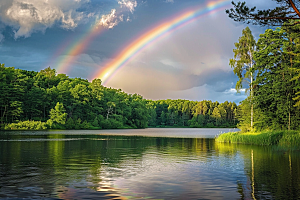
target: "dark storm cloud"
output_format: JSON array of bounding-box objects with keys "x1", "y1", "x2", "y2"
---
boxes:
[{"x1": 191, "y1": 68, "x2": 238, "y2": 92}]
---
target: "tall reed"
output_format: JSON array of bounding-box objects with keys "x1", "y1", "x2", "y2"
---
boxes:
[{"x1": 216, "y1": 131, "x2": 300, "y2": 147}]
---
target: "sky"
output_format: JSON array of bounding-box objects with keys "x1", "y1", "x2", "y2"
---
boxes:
[{"x1": 0, "y1": 0, "x2": 276, "y2": 103}]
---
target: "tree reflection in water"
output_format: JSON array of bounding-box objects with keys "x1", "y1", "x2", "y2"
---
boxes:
[{"x1": 0, "y1": 131, "x2": 300, "y2": 199}]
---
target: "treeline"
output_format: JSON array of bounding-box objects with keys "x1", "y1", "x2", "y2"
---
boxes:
[
  {"x1": 0, "y1": 64, "x2": 238, "y2": 130},
  {"x1": 0, "y1": 65, "x2": 148, "y2": 130},
  {"x1": 231, "y1": 23, "x2": 300, "y2": 131},
  {"x1": 147, "y1": 99, "x2": 238, "y2": 128}
]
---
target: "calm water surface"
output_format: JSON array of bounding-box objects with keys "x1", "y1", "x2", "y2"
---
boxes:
[{"x1": 0, "y1": 128, "x2": 299, "y2": 199}]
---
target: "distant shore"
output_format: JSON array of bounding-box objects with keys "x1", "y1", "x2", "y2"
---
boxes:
[{"x1": 216, "y1": 130, "x2": 300, "y2": 148}]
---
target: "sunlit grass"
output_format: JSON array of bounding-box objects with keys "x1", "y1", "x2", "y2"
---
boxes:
[{"x1": 216, "y1": 130, "x2": 300, "y2": 147}]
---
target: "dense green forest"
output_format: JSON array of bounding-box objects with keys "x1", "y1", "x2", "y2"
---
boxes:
[
  {"x1": 3, "y1": 24, "x2": 300, "y2": 132},
  {"x1": 0, "y1": 65, "x2": 238, "y2": 130},
  {"x1": 231, "y1": 23, "x2": 300, "y2": 132}
]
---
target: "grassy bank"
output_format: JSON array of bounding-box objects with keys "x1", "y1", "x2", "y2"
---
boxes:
[{"x1": 216, "y1": 130, "x2": 300, "y2": 147}]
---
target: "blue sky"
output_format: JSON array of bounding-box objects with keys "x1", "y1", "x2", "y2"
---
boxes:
[{"x1": 0, "y1": 0, "x2": 274, "y2": 103}]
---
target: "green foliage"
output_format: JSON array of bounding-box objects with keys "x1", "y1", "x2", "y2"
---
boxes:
[
  {"x1": 253, "y1": 27, "x2": 300, "y2": 130},
  {"x1": 0, "y1": 65, "x2": 238, "y2": 130},
  {"x1": 101, "y1": 118, "x2": 124, "y2": 129},
  {"x1": 48, "y1": 102, "x2": 67, "y2": 126},
  {"x1": 226, "y1": 1, "x2": 300, "y2": 26},
  {"x1": 0, "y1": 64, "x2": 27, "y2": 123},
  {"x1": 92, "y1": 116, "x2": 100, "y2": 128},
  {"x1": 231, "y1": 26, "x2": 300, "y2": 132},
  {"x1": 229, "y1": 26, "x2": 256, "y2": 92},
  {"x1": 81, "y1": 120, "x2": 91, "y2": 129},
  {"x1": 216, "y1": 131, "x2": 300, "y2": 148},
  {"x1": 236, "y1": 97, "x2": 267, "y2": 132},
  {"x1": 65, "y1": 117, "x2": 75, "y2": 129},
  {"x1": 148, "y1": 99, "x2": 238, "y2": 128},
  {"x1": 5, "y1": 120, "x2": 47, "y2": 130},
  {"x1": 278, "y1": 131, "x2": 300, "y2": 147},
  {"x1": 230, "y1": 27, "x2": 256, "y2": 129}
]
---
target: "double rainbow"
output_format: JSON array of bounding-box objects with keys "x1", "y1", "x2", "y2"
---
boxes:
[
  {"x1": 52, "y1": 21, "x2": 105, "y2": 74},
  {"x1": 93, "y1": 0, "x2": 230, "y2": 84}
]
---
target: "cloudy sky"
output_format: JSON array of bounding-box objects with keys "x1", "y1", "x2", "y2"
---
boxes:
[{"x1": 0, "y1": 0, "x2": 275, "y2": 103}]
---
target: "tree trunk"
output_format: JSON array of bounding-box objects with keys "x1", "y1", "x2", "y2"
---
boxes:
[{"x1": 250, "y1": 50, "x2": 254, "y2": 130}]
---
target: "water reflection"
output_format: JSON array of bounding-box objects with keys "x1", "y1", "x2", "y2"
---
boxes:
[
  {"x1": 216, "y1": 143, "x2": 300, "y2": 200},
  {"x1": 0, "y1": 130, "x2": 299, "y2": 199}
]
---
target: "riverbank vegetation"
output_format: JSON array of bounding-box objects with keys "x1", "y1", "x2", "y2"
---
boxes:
[
  {"x1": 230, "y1": 24, "x2": 300, "y2": 132},
  {"x1": 0, "y1": 64, "x2": 238, "y2": 130},
  {"x1": 217, "y1": 21, "x2": 300, "y2": 146},
  {"x1": 216, "y1": 131, "x2": 300, "y2": 147}
]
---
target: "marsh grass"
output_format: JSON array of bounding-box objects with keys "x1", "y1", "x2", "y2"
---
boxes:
[{"x1": 216, "y1": 130, "x2": 300, "y2": 147}]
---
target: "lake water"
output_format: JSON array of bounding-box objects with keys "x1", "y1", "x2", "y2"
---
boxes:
[{"x1": 0, "y1": 128, "x2": 300, "y2": 199}]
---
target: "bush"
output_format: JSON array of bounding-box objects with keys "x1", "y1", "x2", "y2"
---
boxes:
[
  {"x1": 101, "y1": 118, "x2": 124, "y2": 129},
  {"x1": 5, "y1": 120, "x2": 47, "y2": 130},
  {"x1": 81, "y1": 120, "x2": 91, "y2": 129}
]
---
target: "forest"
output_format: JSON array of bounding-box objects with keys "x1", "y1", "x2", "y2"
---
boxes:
[
  {"x1": 3, "y1": 21, "x2": 300, "y2": 132},
  {"x1": 231, "y1": 22, "x2": 300, "y2": 132},
  {"x1": 0, "y1": 65, "x2": 238, "y2": 130}
]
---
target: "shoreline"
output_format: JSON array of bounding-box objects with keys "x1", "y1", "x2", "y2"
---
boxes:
[
  {"x1": 1, "y1": 126, "x2": 238, "y2": 131},
  {"x1": 216, "y1": 130, "x2": 300, "y2": 148}
]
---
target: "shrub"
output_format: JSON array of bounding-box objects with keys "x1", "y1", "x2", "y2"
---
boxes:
[{"x1": 5, "y1": 120, "x2": 47, "y2": 130}]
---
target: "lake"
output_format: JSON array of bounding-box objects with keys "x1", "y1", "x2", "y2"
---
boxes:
[{"x1": 0, "y1": 128, "x2": 299, "y2": 199}]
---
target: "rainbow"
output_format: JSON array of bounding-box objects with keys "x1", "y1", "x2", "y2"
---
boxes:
[
  {"x1": 92, "y1": 0, "x2": 230, "y2": 84},
  {"x1": 50, "y1": 21, "x2": 105, "y2": 74}
]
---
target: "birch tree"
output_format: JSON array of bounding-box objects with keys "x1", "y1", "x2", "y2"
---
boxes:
[{"x1": 229, "y1": 27, "x2": 256, "y2": 129}]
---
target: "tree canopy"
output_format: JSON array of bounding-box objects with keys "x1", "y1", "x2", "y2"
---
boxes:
[
  {"x1": 231, "y1": 25, "x2": 300, "y2": 131},
  {"x1": 0, "y1": 65, "x2": 238, "y2": 130},
  {"x1": 226, "y1": 0, "x2": 300, "y2": 26}
]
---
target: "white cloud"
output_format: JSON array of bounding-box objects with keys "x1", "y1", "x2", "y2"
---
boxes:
[
  {"x1": 165, "y1": 0, "x2": 174, "y2": 3},
  {"x1": 94, "y1": 0, "x2": 138, "y2": 29},
  {"x1": 0, "y1": 0, "x2": 139, "y2": 39},
  {"x1": 118, "y1": 0, "x2": 137, "y2": 13},
  {"x1": 0, "y1": 0, "x2": 88, "y2": 38},
  {"x1": 225, "y1": 88, "x2": 246, "y2": 94},
  {"x1": 96, "y1": 9, "x2": 123, "y2": 29}
]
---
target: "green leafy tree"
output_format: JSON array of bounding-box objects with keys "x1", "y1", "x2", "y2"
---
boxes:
[
  {"x1": 236, "y1": 97, "x2": 266, "y2": 132},
  {"x1": 283, "y1": 24, "x2": 300, "y2": 108},
  {"x1": 92, "y1": 116, "x2": 100, "y2": 127},
  {"x1": 48, "y1": 102, "x2": 67, "y2": 128},
  {"x1": 160, "y1": 111, "x2": 167, "y2": 126},
  {"x1": 0, "y1": 64, "x2": 27, "y2": 123},
  {"x1": 130, "y1": 94, "x2": 149, "y2": 128},
  {"x1": 9, "y1": 101, "x2": 23, "y2": 121},
  {"x1": 75, "y1": 118, "x2": 82, "y2": 129},
  {"x1": 230, "y1": 26, "x2": 256, "y2": 129},
  {"x1": 0, "y1": 65, "x2": 240, "y2": 130},
  {"x1": 65, "y1": 118, "x2": 75, "y2": 129},
  {"x1": 212, "y1": 107, "x2": 221, "y2": 126},
  {"x1": 34, "y1": 67, "x2": 59, "y2": 88},
  {"x1": 81, "y1": 120, "x2": 91, "y2": 129},
  {"x1": 146, "y1": 101, "x2": 157, "y2": 127},
  {"x1": 23, "y1": 86, "x2": 45, "y2": 120},
  {"x1": 254, "y1": 28, "x2": 300, "y2": 130}
]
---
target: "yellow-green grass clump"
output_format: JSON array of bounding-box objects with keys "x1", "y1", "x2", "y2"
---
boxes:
[{"x1": 216, "y1": 131, "x2": 300, "y2": 147}]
